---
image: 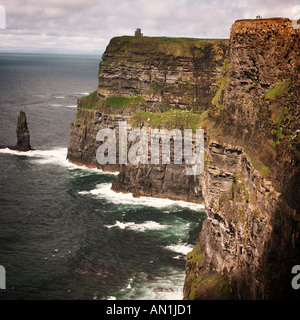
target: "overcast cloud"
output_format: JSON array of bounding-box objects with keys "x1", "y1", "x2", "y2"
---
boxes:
[{"x1": 0, "y1": 0, "x2": 299, "y2": 54}]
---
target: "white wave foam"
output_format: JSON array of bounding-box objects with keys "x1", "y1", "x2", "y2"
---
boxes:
[
  {"x1": 165, "y1": 243, "x2": 194, "y2": 255},
  {"x1": 78, "y1": 190, "x2": 90, "y2": 195},
  {"x1": 0, "y1": 147, "x2": 75, "y2": 167},
  {"x1": 76, "y1": 92, "x2": 90, "y2": 96},
  {"x1": 119, "y1": 271, "x2": 185, "y2": 300},
  {"x1": 0, "y1": 147, "x2": 118, "y2": 175},
  {"x1": 106, "y1": 220, "x2": 133, "y2": 230},
  {"x1": 49, "y1": 104, "x2": 63, "y2": 107},
  {"x1": 81, "y1": 183, "x2": 205, "y2": 210},
  {"x1": 65, "y1": 105, "x2": 77, "y2": 108},
  {"x1": 106, "y1": 220, "x2": 168, "y2": 232},
  {"x1": 54, "y1": 96, "x2": 65, "y2": 99}
]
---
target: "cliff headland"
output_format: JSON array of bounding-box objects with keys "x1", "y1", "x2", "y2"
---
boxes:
[{"x1": 67, "y1": 18, "x2": 300, "y2": 299}]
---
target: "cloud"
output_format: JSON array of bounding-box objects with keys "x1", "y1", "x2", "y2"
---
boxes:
[{"x1": 0, "y1": 0, "x2": 298, "y2": 53}]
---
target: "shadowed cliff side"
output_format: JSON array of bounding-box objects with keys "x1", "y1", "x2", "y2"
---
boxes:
[{"x1": 183, "y1": 18, "x2": 300, "y2": 300}]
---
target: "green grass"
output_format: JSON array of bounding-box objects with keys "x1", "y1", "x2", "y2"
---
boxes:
[
  {"x1": 77, "y1": 91, "x2": 145, "y2": 111},
  {"x1": 186, "y1": 244, "x2": 204, "y2": 265},
  {"x1": 104, "y1": 96, "x2": 144, "y2": 109},
  {"x1": 211, "y1": 58, "x2": 230, "y2": 115},
  {"x1": 265, "y1": 80, "x2": 291, "y2": 100},
  {"x1": 78, "y1": 90, "x2": 101, "y2": 109},
  {"x1": 250, "y1": 156, "x2": 269, "y2": 177},
  {"x1": 106, "y1": 36, "x2": 228, "y2": 58},
  {"x1": 131, "y1": 109, "x2": 207, "y2": 130}
]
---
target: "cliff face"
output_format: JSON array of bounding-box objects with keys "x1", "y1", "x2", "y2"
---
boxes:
[
  {"x1": 67, "y1": 36, "x2": 228, "y2": 200},
  {"x1": 67, "y1": 19, "x2": 300, "y2": 299},
  {"x1": 98, "y1": 36, "x2": 229, "y2": 110},
  {"x1": 184, "y1": 18, "x2": 300, "y2": 300}
]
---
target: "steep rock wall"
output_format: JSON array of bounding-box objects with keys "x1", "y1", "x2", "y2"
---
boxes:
[
  {"x1": 67, "y1": 36, "x2": 228, "y2": 200},
  {"x1": 184, "y1": 18, "x2": 300, "y2": 300},
  {"x1": 67, "y1": 19, "x2": 300, "y2": 299},
  {"x1": 98, "y1": 36, "x2": 229, "y2": 110}
]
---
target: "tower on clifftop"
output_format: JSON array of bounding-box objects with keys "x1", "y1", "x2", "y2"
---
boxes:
[{"x1": 134, "y1": 28, "x2": 143, "y2": 37}]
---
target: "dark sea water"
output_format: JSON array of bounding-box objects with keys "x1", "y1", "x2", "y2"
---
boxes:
[{"x1": 0, "y1": 53, "x2": 206, "y2": 300}]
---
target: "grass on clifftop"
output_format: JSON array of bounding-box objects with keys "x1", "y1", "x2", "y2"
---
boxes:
[{"x1": 106, "y1": 36, "x2": 228, "y2": 59}]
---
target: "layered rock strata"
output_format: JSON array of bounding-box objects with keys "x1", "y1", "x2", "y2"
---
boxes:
[
  {"x1": 67, "y1": 36, "x2": 228, "y2": 190},
  {"x1": 184, "y1": 18, "x2": 300, "y2": 300},
  {"x1": 67, "y1": 19, "x2": 300, "y2": 299}
]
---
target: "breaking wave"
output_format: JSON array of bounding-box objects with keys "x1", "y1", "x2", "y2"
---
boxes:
[{"x1": 79, "y1": 183, "x2": 205, "y2": 210}]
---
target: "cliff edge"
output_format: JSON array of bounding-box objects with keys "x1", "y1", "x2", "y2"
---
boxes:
[{"x1": 67, "y1": 19, "x2": 300, "y2": 299}]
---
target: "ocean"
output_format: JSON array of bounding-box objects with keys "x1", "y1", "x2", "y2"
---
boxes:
[{"x1": 0, "y1": 52, "x2": 206, "y2": 300}]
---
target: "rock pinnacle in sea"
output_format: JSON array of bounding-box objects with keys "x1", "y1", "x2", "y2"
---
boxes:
[{"x1": 15, "y1": 110, "x2": 31, "y2": 151}]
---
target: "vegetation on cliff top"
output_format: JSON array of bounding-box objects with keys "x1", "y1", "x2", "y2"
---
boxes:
[{"x1": 105, "y1": 36, "x2": 228, "y2": 59}]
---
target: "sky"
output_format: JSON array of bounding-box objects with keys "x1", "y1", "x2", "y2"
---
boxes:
[{"x1": 0, "y1": 0, "x2": 299, "y2": 54}]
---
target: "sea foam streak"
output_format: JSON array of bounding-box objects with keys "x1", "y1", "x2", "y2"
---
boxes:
[
  {"x1": 0, "y1": 147, "x2": 117, "y2": 174},
  {"x1": 106, "y1": 220, "x2": 168, "y2": 231},
  {"x1": 80, "y1": 183, "x2": 205, "y2": 210},
  {"x1": 117, "y1": 270, "x2": 185, "y2": 300},
  {"x1": 75, "y1": 92, "x2": 90, "y2": 96},
  {"x1": 164, "y1": 243, "x2": 194, "y2": 255},
  {"x1": 0, "y1": 147, "x2": 76, "y2": 168},
  {"x1": 1, "y1": 147, "x2": 204, "y2": 209}
]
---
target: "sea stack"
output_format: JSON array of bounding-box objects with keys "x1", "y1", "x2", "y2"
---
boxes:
[{"x1": 15, "y1": 110, "x2": 31, "y2": 151}]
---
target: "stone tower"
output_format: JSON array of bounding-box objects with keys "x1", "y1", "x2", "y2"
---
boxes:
[{"x1": 134, "y1": 28, "x2": 143, "y2": 37}]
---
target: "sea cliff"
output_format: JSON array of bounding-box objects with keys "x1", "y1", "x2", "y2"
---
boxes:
[{"x1": 67, "y1": 18, "x2": 300, "y2": 299}]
